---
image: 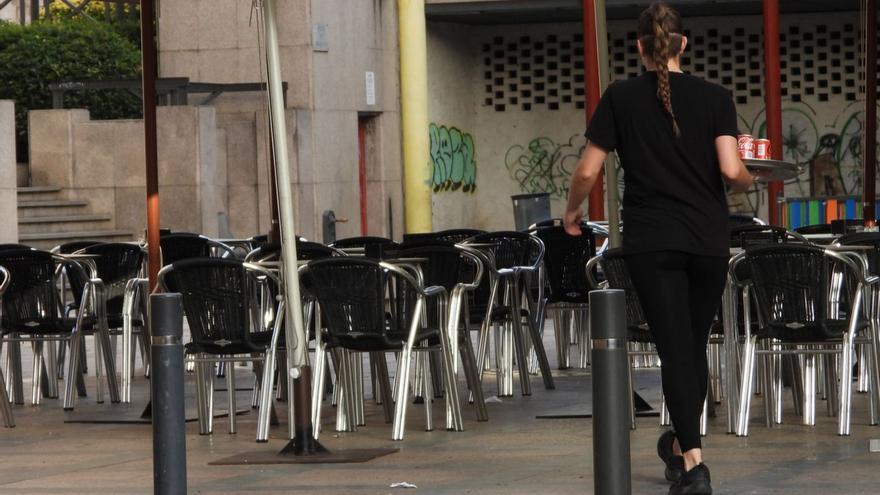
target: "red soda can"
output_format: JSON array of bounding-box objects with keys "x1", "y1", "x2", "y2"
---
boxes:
[
  {"x1": 754, "y1": 139, "x2": 771, "y2": 160},
  {"x1": 737, "y1": 134, "x2": 755, "y2": 159}
]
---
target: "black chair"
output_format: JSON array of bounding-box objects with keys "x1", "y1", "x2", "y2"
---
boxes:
[
  {"x1": 397, "y1": 243, "x2": 489, "y2": 424},
  {"x1": 729, "y1": 213, "x2": 766, "y2": 228},
  {"x1": 330, "y1": 236, "x2": 398, "y2": 251},
  {"x1": 54, "y1": 240, "x2": 102, "y2": 254},
  {"x1": 831, "y1": 219, "x2": 865, "y2": 235},
  {"x1": 0, "y1": 243, "x2": 33, "y2": 251},
  {"x1": 0, "y1": 249, "x2": 119, "y2": 409},
  {"x1": 534, "y1": 225, "x2": 597, "y2": 369},
  {"x1": 463, "y1": 231, "x2": 554, "y2": 397},
  {"x1": 794, "y1": 223, "x2": 832, "y2": 235},
  {"x1": 300, "y1": 257, "x2": 454, "y2": 440},
  {"x1": 730, "y1": 224, "x2": 791, "y2": 248},
  {"x1": 159, "y1": 258, "x2": 282, "y2": 439},
  {"x1": 586, "y1": 247, "x2": 660, "y2": 429},
  {"x1": 0, "y1": 265, "x2": 14, "y2": 427},
  {"x1": 159, "y1": 232, "x2": 236, "y2": 265},
  {"x1": 64, "y1": 243, "x2": 147, "y2": 403},
  {"x1": 731, "y1": 244, "x2": 874, "y2": 436},
  {"x1": 402, "y1": 229, "x2": 486, "y2": 245}
]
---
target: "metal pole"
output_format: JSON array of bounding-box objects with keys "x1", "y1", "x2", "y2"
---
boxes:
[
  {"x1": 150, "y1": 293, "x2": 186, "y2": 495},
  {"x1": 140, "y1": 0, "x2": 161, "y2": 291},
  {"x1": 593, "y1": 0, "x2": 621, "y2": 247},
  {"x1": 583, "y1": 0, "x2": 605, "y2": 222},
  {"x1": 865, "y1": 0, "x2": 877, "y2": 228},
  {"x1": 589, "y1": 289, "x2": 631, "y2": 495},
  {"x1": 398, "y1": 0, "x2": 432, "y2": 233},
  {"x1": 763, "y1": 0, "x2": 784, "y2": 226},
  {"x1": 261, "y1": 0, "x2": 316, "y2": 451}
]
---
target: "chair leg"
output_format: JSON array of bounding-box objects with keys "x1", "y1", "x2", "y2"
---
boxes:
[
  {"x1": 56, "y1": 340, "x2": 66, "y2": 380},
  {"x1": 373, "y1": 352, "x2": 394, "y2": 425},
  {"x1": 311, "y1": 346, "x2": 328, "y2": 437},
  {"x1": 517, "y1": 279, "x2": 554, "y2": 391},
  {"x1": 838, "y1": 333, "x2": 856, "y2": 436},
  {"x1": 660, "y1": 396, "x2": 670, "y2": 427},
  {"x1": 97, "y1": 325, "x2": 121, "y2": 404},
  {"x1": 7, "y1": 339, "x2": 23, "y2": 405},
  {"x1": 62, "y1": 333, "x2": 84, "y2": 411},
  {"x1": 30, "y1": 341, "x2": 44, "y2": 406},
  {"x1": 736, "y1": 336, "x2": 758, "y2": 437},
  {"x1": 509, "y1": 282, "x2": 532, "y2": 396},
  {"x1": 194, "y1": 360, "x2": 210, "y2": 435},
  {"x1": 0, "y1": 363, "x2": 14, "y2": 427},
  {"x1": 422, "y1": 354, "x2": 434, "y2": 432},
  {"x1": 226, "y1": 358, "x2": 237, "y2": 434},
  {"x1": 392, "y1": 345, "x2": 414, "y2": 441},
  {"x1": 552, "y1": 310, "x2": 568, "y2": 369},
  {"x1": 459, "y1": 329, "x2": 488, "y2": 421},
  {"x1": 351, "y1": 353, "x2": 365, "y2": 426},
  {"x1": 803, "y1": 353, "x2": 817, "y2": 426},
  {"x1": 45, "y1": 341, "x2": 58, "y2": 399}
]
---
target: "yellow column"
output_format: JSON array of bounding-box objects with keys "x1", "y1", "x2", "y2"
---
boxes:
[{"x1": 398, "y1": 0, "x2": 432, "y2": 233}]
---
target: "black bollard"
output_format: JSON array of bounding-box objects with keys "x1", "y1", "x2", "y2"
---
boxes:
[
  {"x1": 589, "y1": 289, "x2": 631, "y2": 495},
  {"x1": 150, "y1": 293, "x2": 187, "y2": 495}
]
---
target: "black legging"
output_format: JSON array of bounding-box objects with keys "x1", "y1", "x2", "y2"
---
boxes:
[{"x1": 625, "y1": 251, "x2": 728, "y2": 452}]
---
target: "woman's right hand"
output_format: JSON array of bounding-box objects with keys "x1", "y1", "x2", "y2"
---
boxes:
[{"x1": 564, "y1": 209, "x2": 584, "y2": 236}]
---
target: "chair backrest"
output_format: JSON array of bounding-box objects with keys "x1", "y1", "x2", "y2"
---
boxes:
[
  {"x1": 837, "y1": 231, "x2": 880, "y2": 275},
  {"x1": 159, "y1": 233, "x2": 235, "y2": 265},
  {"x1": 403, "y1": 229, "x2": 486, "y2": 245},
  {"x1": 730, "y1": 224, "x2": 788, "y2": 248},
  {"x1": 794, "y1": 223, "x2": 832, "y2": 235},
  {"x1": 55, "y1": 240, "x2": 102, "y2": 254},
  {"x1": 64, "y1": 243, "x2": 144, "y2": 311},
  {"x1": 330, "y1": 236, "x2": 397, "y2": 250},
  {"x1": 469, "y1": 231, "x2": 540, "y2": 270},
  {"x1": 0, "y1": 249, "x2": 62, "y2": 330},
  {"x1": 729, "y1": 213, "x2": 766, "y2": 228},
  {"x1": 534, "y1": 225, "x2": 596, "y2": 304},
  {"x1": 596, "y1": 248, "x2": 648, "y2": 330},
  {"x1": 0, "y1": 243, "x2": 33, "y2": 252},
  {"x1": 743, "y1": 244, "x2": 842, "y2": 341},
  {"x1": 301, "y1": 258, "x2": 414, "y2": 350},
  {"x1": 162, "y1": 258, "x2": 256, "y2": 354}
]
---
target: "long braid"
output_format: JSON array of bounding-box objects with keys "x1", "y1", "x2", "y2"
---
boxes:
[
  {"x1": 639, "y1": 2, "x2": 683, "y2": 137},
  {"x1": 652, "y1": 7, "x2": 680, "y2": 136}
]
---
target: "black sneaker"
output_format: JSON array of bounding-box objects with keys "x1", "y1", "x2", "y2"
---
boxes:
[
  {"x1": 668, "y1": 463, "x2": 712, "y2": 495},
  {"x1": 657, "y1": 430, "x2": 685, "y2": 483}
]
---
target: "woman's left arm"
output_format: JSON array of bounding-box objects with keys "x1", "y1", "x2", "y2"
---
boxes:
[{"x1": 563, "y1": 143, "x2": 609, "y2": 236}]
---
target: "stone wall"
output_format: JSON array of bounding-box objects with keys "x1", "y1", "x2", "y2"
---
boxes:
[
  {"x1": 29, "y1": 107, "x2": 233, "y2": 238},
  {"x1": 0, "y1": 101, "x2": 18, "y2": 243},
  {"x1": 158, "y1": 0, "x2": 405, "y2": 241}
]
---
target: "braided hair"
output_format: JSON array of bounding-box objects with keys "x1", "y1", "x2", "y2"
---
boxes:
[{"x1": 638, "y1": 2, "x2": 684, "y2": 137}]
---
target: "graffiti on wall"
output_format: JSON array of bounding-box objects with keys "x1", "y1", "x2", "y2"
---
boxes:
[
  {"x1": 504, "y1": 134, "x2": 586, "y2": 199},
  {"x1": 429, "y1": 123, "x2": 477, "y2": 193},
  {"x1": 733, "y1": 100, "x2": 879, "y2": 215}
]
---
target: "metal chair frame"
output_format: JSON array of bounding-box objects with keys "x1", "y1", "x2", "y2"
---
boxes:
[
  {"x1": 158, "y1": 259, "x2": 284, "y2": 441},
  {"x1": 0, "y1": 266, "x2": 14, "y2": 427},
  {"x1": 729, "y1": 246, "x2": 879, "y2": 436}
]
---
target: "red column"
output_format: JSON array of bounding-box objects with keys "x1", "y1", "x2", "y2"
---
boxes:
[
  {"x1": 864, "y1": 0, "x2": 877, "y2": 227},
  {"x1": 763, "y1": 0, "x2": 784, "y2": 226},
  {"x1": 583, "y1": 0, "x2": 605, "y2": 220},
  {"x1": 140, "y1": 0, "x2": 160, "y2": 291}
]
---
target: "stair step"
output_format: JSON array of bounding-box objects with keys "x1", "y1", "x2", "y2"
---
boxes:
[
  {"x1": 18, "y1": 214, "x2": 114, "y2": 234},
  {"x1": 18, "y1": 199, "x2": 89, "y2": 217},
  {"x1": 17, "y1": 186, "x2": 63, "y2": 201},
  {"x1": 19, "y1": 230, "x2": 134, "y2": 250},
  {"x1": 19, "y1": 214, "x2": 112, "y2": 224},
  {"x1": 17, "y1": 186, "x2": 62, "y2": 194}
]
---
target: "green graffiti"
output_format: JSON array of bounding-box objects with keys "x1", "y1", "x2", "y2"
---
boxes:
[
  {"x1": 429, "y1": 123, "x2": 476, "y2": 193},
  {"x1": 505, "y1": 135, "x2": 585, "y2": 199}
]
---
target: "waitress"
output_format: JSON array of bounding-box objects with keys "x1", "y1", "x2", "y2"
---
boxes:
[{"x1": 563, "y1": 2, "x2": 756, "y2": 494}]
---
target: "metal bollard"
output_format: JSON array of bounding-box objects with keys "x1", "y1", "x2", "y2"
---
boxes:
[
  {"x1": 150, "y1": 293, "x2": 187, "y2": 495},
  {"x1": 589, "y1": 289, "x2": 631, "y2": 495}
]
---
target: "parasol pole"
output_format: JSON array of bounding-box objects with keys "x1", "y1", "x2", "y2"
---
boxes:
[
  {"x1": 864, "y1": 0, "x2": 877, "y2": 228},
  {"x1": 763, "y1": 0, "x2": 784, "y2": 225},
  {"x1": 582, "y1": 0, "x2": 605, "y2": 223},
  {"x1": 140, "y1": 0, "x2": 160, "y2": 293},
  {"x1": 261, "y1": 0, "x2": 317, "y2": 452}
]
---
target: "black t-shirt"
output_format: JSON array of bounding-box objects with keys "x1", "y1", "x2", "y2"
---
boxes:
[{"x1": 586, "y1": 71, "x2": 739, "y2": 257}]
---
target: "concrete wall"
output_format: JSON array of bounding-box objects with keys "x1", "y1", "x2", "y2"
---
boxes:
[
  {"x1": 28, "y1": 107, "x2": 231, "y2": 237},
  {"x1": 427, "y1": 12, "x2": 876, "y2": 229},
  {"x1": 158, "y1": 0, "x2": 405, "y2": 241},
  {"x1": 0, "y1": 101, "x2": 18, "y2": 243}
]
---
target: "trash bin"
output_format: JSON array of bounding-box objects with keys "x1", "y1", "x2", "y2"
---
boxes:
[{"x1": 511, "y1": 192, "x2": 551, "y2": 231}]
